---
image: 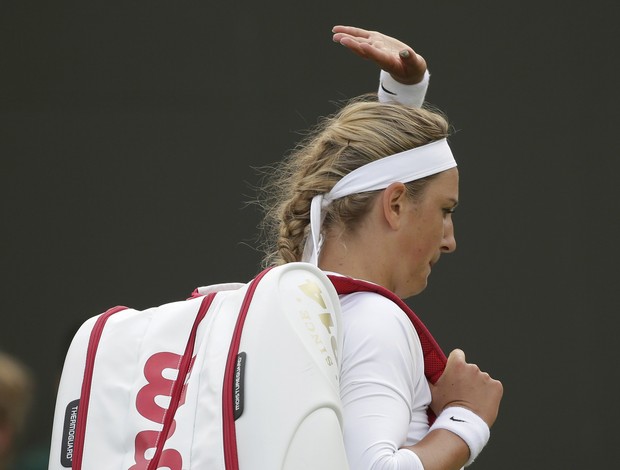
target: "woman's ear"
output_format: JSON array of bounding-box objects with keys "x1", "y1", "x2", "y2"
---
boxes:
[{"x1": 382, "y1": 182, "x2": 408, "y2": 230}]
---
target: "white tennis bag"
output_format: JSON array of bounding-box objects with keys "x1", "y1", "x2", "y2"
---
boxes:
[{"x1": 49, "y1": 263, "x2": 349, "y2": 470}]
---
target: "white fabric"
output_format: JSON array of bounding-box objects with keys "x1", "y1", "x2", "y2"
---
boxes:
[
  {"x1": 430, "y1": 407, "x2": 490, "y2": 467},
  {"x1": 304, "y1": 138, "x2": 456, "y2": 265},
  {"x1": 328, "y1": 139, "x2": 455, "y2": 200},
  {"x1": 338, "y1": 288, "x2": 431, "y2": 470},
  {"x1": 378, "y1": 69, "x2": 430, "y2": 107}
]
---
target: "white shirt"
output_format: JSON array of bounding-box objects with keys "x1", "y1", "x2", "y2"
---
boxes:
[{"x1": 339, "y1": 291, "x2": 431, "y2": 470}]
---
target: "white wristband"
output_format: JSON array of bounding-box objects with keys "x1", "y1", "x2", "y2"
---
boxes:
[
  {"x1": 377, "y1": 69, "x2": 430, "y2": 107},
  {"x1": 429, "y1": 407, "x2": 490, "y2": 467}
]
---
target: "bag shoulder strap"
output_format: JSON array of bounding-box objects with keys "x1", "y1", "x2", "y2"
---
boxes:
[
  {"x1": 327, "y1": 275, "x2": 447, "y2": 384},
  {"x1": 222, "y1": 267, "x2": 273, "y2": 470},
  {"x1": 72, "y1": 305, "x2": 128, "y2": 470},
  {"x1": 328, "y1": 275, "x2": 446, "y2": 424}
]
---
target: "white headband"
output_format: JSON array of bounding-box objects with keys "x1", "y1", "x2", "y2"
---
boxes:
[{"x1": 302, "y1": 138, "x2": 456, "y2": 265}]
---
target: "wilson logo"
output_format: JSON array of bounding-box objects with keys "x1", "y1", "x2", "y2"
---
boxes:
[{"x1": 130, "y1": 352, "x2": 194, "y2": 470}]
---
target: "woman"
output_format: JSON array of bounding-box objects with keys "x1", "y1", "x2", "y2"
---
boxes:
[{"x1": 259, "y1": 26, "x2": 503, "y2": 470}]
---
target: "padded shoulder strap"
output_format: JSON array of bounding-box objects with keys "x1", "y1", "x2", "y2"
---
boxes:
[
  {"x1": 328, "y1": 275, "x2": 446, "y2": 425},
  {"x1": 222, "y1": 267, "x2": 273, "y2": 470},
  {"x1": 72, "y1": 305, "x2": 128, "y2": 470},
  {"x1": 327, "y1": 275, "x2": 446, "y2": 384}
]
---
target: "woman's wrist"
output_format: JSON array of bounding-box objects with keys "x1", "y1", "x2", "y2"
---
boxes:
[
  {"x1": 377, "y1": 69, "x2": 430, "y2": 107},
  {"x1": 428, "y1": 406, "x2": 490, "y2": 466}
]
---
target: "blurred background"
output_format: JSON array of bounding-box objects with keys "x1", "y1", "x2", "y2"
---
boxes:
[{"x1": 1, "y1": 1, "x2": 618, "y2": 468}]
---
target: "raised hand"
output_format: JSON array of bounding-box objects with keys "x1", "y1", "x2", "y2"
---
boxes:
[{"x1": 332, "y1": 25, "x2": 427, "y2": 85}]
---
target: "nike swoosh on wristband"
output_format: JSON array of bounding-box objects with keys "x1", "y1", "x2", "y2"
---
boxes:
[
  {"x1": 380, "y1": 83, "x2": 397, "y2": 95},
  {"x1": 449, "y1": 416, "x2": 467, "y2": 423}
]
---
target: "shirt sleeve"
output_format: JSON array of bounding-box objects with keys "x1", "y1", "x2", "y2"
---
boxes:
[
  {"x1": 377, "y1": 69, "x2": 430, "y2": 107},
  {"x1": 339, "y1": 293, "x2": 428, "y2": 470}
]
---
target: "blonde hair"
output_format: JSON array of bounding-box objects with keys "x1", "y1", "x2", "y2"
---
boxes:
[{"x1": 258, "y1": 95, "x2": 450, "y2": 267}]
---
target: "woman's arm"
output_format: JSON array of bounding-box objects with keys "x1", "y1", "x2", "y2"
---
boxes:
[
  {"x1": 339, "y1": 294, "x2": 432, "y2": 470},
  {"x1": 340, "y1": 295, "x2": 502, "y2": 470},
  {"x1": 344, "y1": 316, "x2": 502, "y2": 469},
  {"x1": 407, "y1": 349, "x2": 503, "y2": 469}
]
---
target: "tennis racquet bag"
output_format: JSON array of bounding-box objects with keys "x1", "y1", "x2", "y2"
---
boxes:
[{"x1": 49, "y1": 262, "x2": 348, "y2": 470}]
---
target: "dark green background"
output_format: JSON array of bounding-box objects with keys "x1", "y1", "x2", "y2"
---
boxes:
[{"x1": 2, "y1": 1, "x2": 618, "y2": 468}]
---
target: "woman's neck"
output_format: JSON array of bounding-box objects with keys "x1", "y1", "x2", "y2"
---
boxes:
[{"x1": 318, "y1": 228, "x2": 396, "y2": 292}]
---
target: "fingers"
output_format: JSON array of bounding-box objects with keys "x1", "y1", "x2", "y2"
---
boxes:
[
  {"x1": 332, "y1": 32, "x2": 383, "y2": 54},
  {"x1": 332, "y1": 25, "x2": 372, "y2": 39},
  {"x1": 445, "y1": 349, "x2": 485, "y2": 380},
  {"x1": 398, "y1": 48, "x2": 423, "y2": 65},
  {"x1": 333, "y1": 33, "x2": 400, "y2": 65},
  {"x1": 332, "y1": 25, "x2": 403, "y2": 53},
  {"x1": 430, "y1": 349, "x2": 503, "y2": 426},
  {"x1": 335, "y1": 35, "x2": 375, "y2": 58},
  {"x1": 331, "y1": 25, "x2": 427, "y2": 85},
  {"x1": 447, "y1": 348, "x2": 466, "y2": 365}
]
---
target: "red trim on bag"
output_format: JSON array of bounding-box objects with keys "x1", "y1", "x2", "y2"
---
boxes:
[
  {"x1": 327, "y1": 275, "x2": 447, "y2": 424},
  {"x1": 72, "y1": 305, "x2": 128, "y2": 470},
  {"x1": 147, "y1": 293, "x2": 216, "y2": 470},
  {"x1": 222, "y1": 268, "x2": 273, "y2": 470}
]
